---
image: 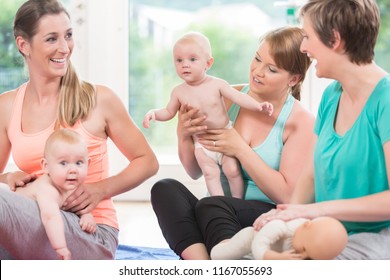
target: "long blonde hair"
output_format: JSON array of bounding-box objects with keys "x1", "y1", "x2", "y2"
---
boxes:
[
  {"x1": 58, "y1": 62, "x2": 96, "y2": 127},
  {"x1": 14, "y1": 0, "x2": 96, "y2": 127}
]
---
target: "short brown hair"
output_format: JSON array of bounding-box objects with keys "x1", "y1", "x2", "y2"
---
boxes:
[{"x1": 300, "y1": 0, "x2": 380, "y2": 64}]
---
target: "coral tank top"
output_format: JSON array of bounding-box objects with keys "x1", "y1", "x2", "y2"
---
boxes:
[{"x1": 7, "y1": 83, "x2": 118, "y2": 229}]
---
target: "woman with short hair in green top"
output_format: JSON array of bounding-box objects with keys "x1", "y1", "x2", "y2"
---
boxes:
[{"x1": 254, "y1": 0, "x2": 390, "y2": 260}]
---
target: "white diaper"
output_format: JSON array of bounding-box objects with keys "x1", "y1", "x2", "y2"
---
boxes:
[
  {"x1": 194, "y1": 143, "x2": 224, "y2": 165},
  {"x1": 193, "y1": 121, "x2": 233, "y2": 165}
]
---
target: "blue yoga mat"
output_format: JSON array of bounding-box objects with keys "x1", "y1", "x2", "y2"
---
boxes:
[{"x1": 115, "y1": 244, "x2": 179, "y2": 260}]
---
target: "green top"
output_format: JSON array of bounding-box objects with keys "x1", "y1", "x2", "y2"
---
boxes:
[
  {"x1": 314, "y1": 76, "x2": 390, "y2": 234},
  {"x1": 221, "y1": 85, "x2": 294, "y2": 203}
]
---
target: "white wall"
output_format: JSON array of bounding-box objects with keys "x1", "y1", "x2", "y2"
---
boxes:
[
  {"x1": 69, "y1": 0, "x2": 129, "y2": 102},
  {"x1": 301, "y1": 63, "x2": 333, "y2": 116},
  {"x1": 68, "y1": 0, "x2": 132, "y2": 197}
]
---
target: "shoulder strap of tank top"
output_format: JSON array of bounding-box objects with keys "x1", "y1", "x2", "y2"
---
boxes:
[{"x1": 7, "y1": 83, "x2": 27, "y2": 135}]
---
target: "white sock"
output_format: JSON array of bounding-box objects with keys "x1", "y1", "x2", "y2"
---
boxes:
[{"x1": 210, "y1": 227, "x2": 255, "y2": 259}]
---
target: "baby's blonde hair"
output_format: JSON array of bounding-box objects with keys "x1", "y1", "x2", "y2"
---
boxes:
[
  {"x1": 44, "y1": 129, "x2": 87, "y2": 158},
  {"x1": 174, "y1": 31, "x2": 212, "y2": 59}
]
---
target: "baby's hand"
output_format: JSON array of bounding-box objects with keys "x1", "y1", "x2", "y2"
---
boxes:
[
  {"x1": 260, "y1": 102, "x2": 273, "y2": 116},
  {"x1": 80, "y1": 214, "x2": 97, "y2": 233},
  {"x1": 280, "y1": 250, "x2": 304, "y2": 260},
  {"x1": 56, "y1": 247, "x2": 71, "y2": 260},
  {"x1": 143, "y1": 111, "x2": 156, "y2": 128}
]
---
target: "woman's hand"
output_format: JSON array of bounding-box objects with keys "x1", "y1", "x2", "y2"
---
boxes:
[
  {"x1": 62, "y1": 183, "x2": 103, "y2": 215},
  {"x1": 177, "y1": 104, "x2": 207, "y2": 138},
  {"x1": 6, "y1": 171, "x2": 37, "y2": 191},
  {"x1": 177, "y1": 104, "x2": 207, "y2": 179},
  {"x1": 197, "y1": 127, "x2": 247, "y2": 158},
  {"x1": 253, "y1": 207, "x2": 301, "y2": 230},
  {"x1": 253, "y1": 208, "x2": 281, "y2": 231},
  {"x1": 253, "y1": 204, "x2": 325, "y2": 231}
]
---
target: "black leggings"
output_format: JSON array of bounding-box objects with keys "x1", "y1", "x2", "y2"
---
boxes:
[{"x1": 150, "y1": 178, "x2": 275, "y2": 257}]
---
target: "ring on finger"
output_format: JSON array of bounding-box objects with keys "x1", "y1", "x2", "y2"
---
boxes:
[{"x1": 213, "y1": 141, "x2": 216, "y2": 147}]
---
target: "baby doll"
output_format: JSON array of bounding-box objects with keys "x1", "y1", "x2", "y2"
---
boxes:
[{"x1": 211, "y1": 217, "x2": 348, "y2": 260}]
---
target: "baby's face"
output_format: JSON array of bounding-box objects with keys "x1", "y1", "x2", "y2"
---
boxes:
[
  {"x1": 173, "y1": 42, "x2": 210, "y2": 84},
  {"x1": 44, "y1": 141, "x2": 89, "y2": 191}
]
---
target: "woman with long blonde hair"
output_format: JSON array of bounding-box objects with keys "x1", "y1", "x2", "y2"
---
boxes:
[{"x1": 0, "y1": 0, "x2": 158, "y2": 259}]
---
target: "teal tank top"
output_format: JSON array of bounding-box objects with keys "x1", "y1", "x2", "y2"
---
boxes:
[
  {"x1": 314, "y1": 76, "x2": 390, "y2": 233},
  {"x1": 221, "y1": 85, "x2": 294, "y2": 203}
]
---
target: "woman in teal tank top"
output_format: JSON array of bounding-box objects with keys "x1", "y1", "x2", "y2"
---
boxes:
[
  {"x1": 254, "y1": 0, "x2": 390, "y2": 260},
  {"x1": 151, "y1": 26, "x2": 314, "y2": 259}
]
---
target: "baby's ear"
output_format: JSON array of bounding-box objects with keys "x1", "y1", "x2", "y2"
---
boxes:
[
  {"x1": 206, "y1": 57, "x2": 214, "y2": 70},
  {"x1": 41, "y1": 158, "x2": 49, "y2": 174}
]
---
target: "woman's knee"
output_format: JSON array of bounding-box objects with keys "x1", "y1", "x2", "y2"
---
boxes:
[
  {"x1": 195, "y1": 196, "x2": 236, "y2": 253},
  {"x1": 195, "y1": 196, "x2": 226, "y2": 218},
  {"x1": 150, "y1": 178, "x2": 196, "y2": 214},
  {"x1": 151, "y1": 178, "x2": 180, "y2": 201}
]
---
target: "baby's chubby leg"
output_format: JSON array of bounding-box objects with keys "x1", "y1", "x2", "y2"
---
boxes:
[
  {"x1": 210, "y1": 226, "x2": 255, "y2": 259},
  {"x1": 221, "y1": 155, "x2": 244, "y2": 199},
  {"x1": 194, "y1": 147, "x2": 224, "y2": 196}
]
